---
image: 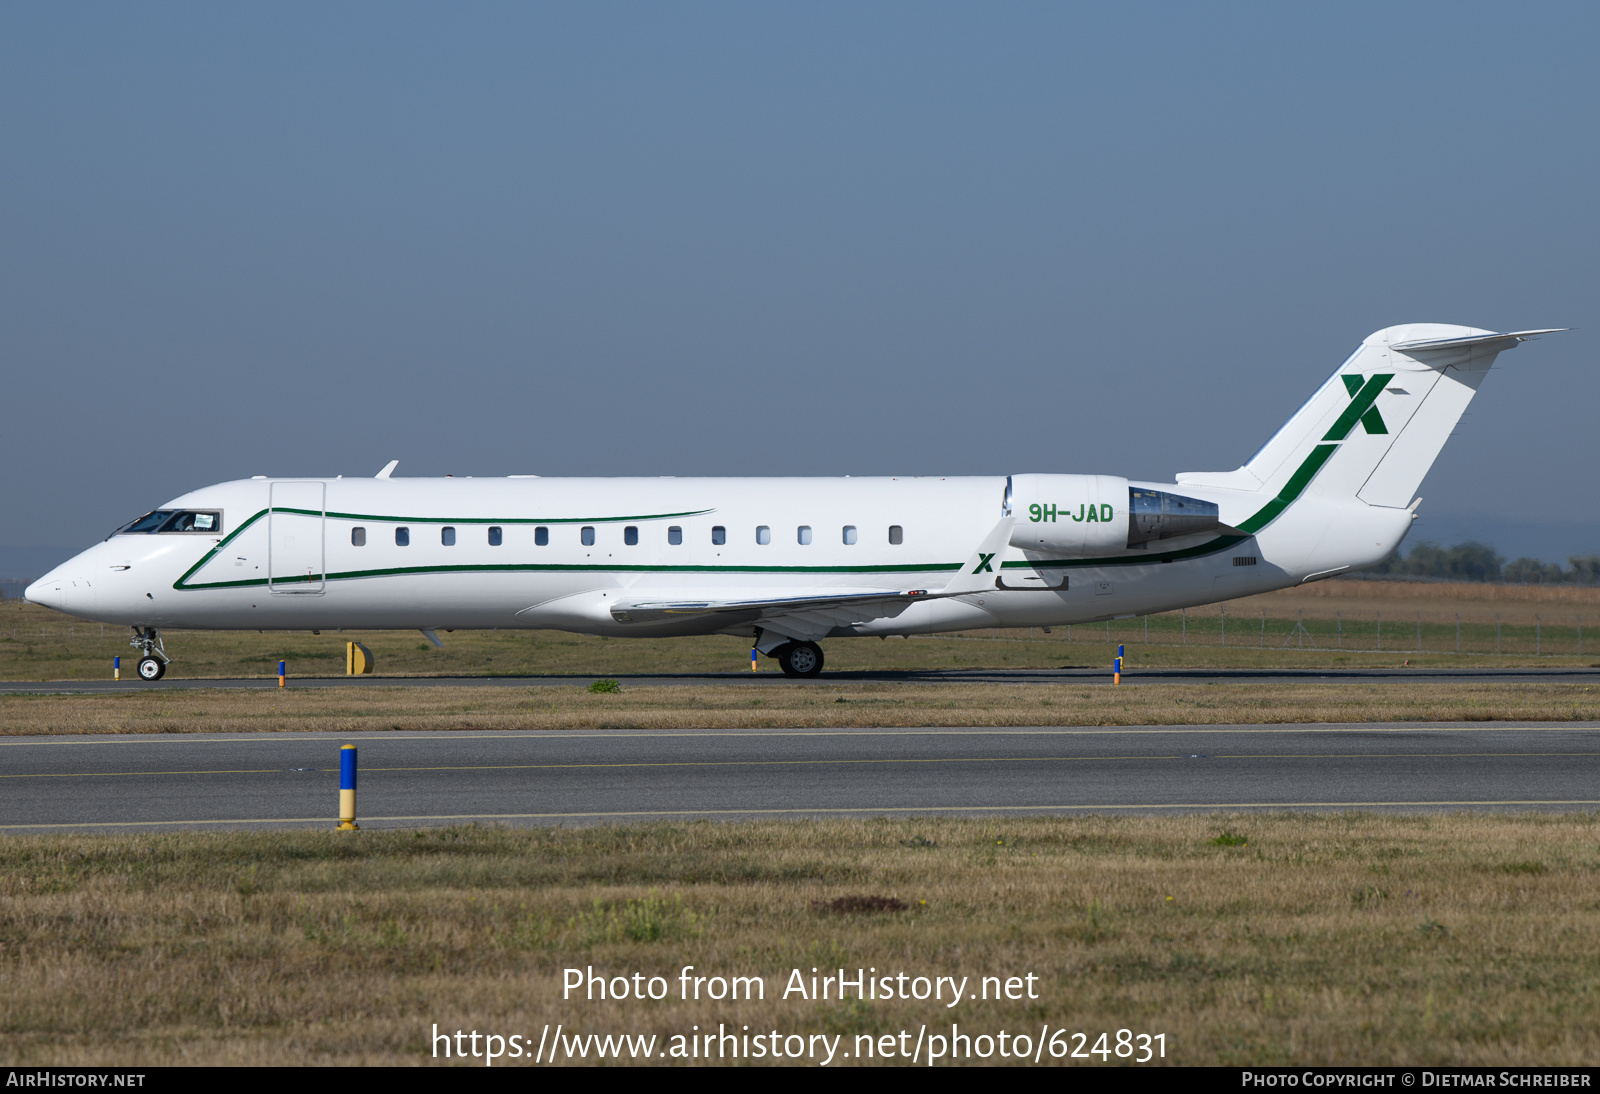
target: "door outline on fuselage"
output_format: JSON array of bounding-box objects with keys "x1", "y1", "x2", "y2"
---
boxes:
[{"x1": 268, "y1": 481, "x2": 326, "y2": 595}]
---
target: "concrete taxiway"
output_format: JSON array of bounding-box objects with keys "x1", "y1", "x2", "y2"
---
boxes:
[
  {"x1": 3, "y1": 665, "x2": 1599, "y2": 693},
  {"x1": 2, "y1": 722, "x2": 1598, "y2": 832}
]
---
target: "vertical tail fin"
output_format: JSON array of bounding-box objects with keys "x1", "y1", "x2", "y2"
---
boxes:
[{"x1": 1176, "y1": 325, "x2": 1562, "y2": 530}]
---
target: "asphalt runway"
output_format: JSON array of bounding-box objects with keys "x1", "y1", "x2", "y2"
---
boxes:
[
  {"x1": 4, "y1": 665, "x2": 1600, "y2": 693},
  {"x1": 3, "y1": 723, "x2": 1599, "y2": 832}
]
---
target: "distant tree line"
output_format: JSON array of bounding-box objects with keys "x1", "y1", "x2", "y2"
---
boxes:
[{"x1": 1370, "y1": 541, "x2": 1600, "y2": 585}]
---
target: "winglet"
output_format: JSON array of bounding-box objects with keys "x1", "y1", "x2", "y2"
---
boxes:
[
  {"x1": 938, "y1": 517, "x2": 1016, "y2": 596},
  {"x1": 375, "y1": 460, "x2": 399, "y2": 479}
]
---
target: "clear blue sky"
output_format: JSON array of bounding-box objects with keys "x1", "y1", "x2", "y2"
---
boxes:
[{"x1": 2, "y1": 2, "x2": 1595, "y2": 573}]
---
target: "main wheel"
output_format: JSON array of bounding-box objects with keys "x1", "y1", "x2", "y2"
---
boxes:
[
  {"x1": 778, "y1": 641, "x2": 824, "y2": 678},
  {"x1": 137, "y1": 656, "x2": 166, "y2": 681}
]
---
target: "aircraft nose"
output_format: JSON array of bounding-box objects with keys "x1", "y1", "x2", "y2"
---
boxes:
[{"x1": 25, "y1": 571, "x2": 68, "y2": 611}]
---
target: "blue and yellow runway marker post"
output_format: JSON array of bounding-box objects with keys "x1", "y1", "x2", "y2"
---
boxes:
[
  {"x1": 1114, "y1": 644, "x2": 1123, "y2": 686},
  {"x1": 113, "y1": 656, "x2": 120, "y2": 682},
  {"x1": 278, "y1": 660, "x2": 286, "y2": 688},
  {"x1": 751, "y1": 647, "x2": 758, "y2": 672},
  {"x1": 337, "y1": 744, "x2": 359, "y2": 830}
]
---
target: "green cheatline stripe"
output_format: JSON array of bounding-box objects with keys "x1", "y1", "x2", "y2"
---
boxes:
[
  {"x1": 1235, "y1": 444, "x2": 1337, "y2": 535},
  {"x1": 180, "y1": 537, "x2": 1252, "y2": 591},
  {"x1": 1322, "y1": 373, "x2": 1392, "y2": 441},
  {"x1": 175, "y1": 446, "x2": 1348, "y2": 593},
  {"x1": 176, "y1": 510, "x2": 269, "y2": 589},
  {"x1": 271, "y1": 507, "x2": 713, "y2": 525},
  {"x1": 174, "y1": 507, "x2": 712, "y2": 591},
  {"x1": 1005, "y1": 534, "x2": 1250, "y2": 570},
  {"x1": 177, "y1": 560, "x2": 966, "y2": 591}
]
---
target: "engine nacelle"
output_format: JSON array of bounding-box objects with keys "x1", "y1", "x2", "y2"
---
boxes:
[
  {"x1": 1007, "y1": 474, "x2": 1129, "y2": 555},
  {"x1": 1007, "y1": 475, "x2": 1227, "y2": 556}
]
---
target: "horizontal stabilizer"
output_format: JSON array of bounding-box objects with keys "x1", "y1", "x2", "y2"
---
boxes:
[{"x1": 1389, "y1": 328, "x2": 1566, "y2": 353}]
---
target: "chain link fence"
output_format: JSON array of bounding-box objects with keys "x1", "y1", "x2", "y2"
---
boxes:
[{"x1": 930, "y1": 605, "x2": 1588, "y2": 657}]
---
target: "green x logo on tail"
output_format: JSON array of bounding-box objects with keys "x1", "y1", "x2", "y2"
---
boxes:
[
  {"x1": 973, "y1": 552, "x2": 995, "y2": 574},
  {"x1": 1325, "y1": 373, "x2": 1392, "y2": 439}
]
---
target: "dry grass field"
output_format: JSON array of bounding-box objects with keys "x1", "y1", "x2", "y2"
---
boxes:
[
  {"x1": 4, "y1": 582, "x2": 1596, "y2": 1069},
  {"x1": 3, "y1": 814, "x2": 1598, "y2": 1066},
  {"x1": 1241, "y1": 577, "x2": 1600, "y2": 620},
  {"x1": 1, "y1": 579, "x2": 1597, "y2": 683},
  {"x1": 0, "y1": 680, "x2": 1597, "y2": 736}
]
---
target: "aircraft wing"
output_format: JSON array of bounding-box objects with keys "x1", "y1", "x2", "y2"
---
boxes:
[
  {"x1": 608, "y1": 517, "x2": 1019, "y2": 639},
  {"x1": 608, "y1": 587, "x2": 934, "y2": 626}
]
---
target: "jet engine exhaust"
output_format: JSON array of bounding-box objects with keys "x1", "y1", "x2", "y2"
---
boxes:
[{"x1": 1127, "y1": 488, "x2": 1225, "y2": 546}]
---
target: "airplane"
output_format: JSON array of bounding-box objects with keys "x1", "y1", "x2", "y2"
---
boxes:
[{"x1": 27, "y1": 323, "x2": 1563, "y2": 682}]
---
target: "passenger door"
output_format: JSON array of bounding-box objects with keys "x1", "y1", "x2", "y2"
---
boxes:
[{"x1": 269, "y1": 481, "x2": 326, "y2": 595}]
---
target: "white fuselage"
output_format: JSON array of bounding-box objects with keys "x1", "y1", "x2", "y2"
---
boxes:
[
  {"x1": 26, "y1": 472, "x2": 1410, "y2": 639},
  {"x1": 31, "y1": 323, "x2": 1558, "y2": 653}
]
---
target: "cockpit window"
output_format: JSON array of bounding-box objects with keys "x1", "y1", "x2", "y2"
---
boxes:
[
  {"x1": 112, "y1": 511, "x2": 173, "y2": 536},
  {"x1": 111, "y1": 510, "x2": 222, "y2": 537},
  {"x1": 159, "y1": 511, "x2": 221, "y2": 533}
]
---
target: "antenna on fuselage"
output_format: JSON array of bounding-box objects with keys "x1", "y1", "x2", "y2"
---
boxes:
[{"x1": 375, "y1": 460, "x2": 399, "y2": 479}]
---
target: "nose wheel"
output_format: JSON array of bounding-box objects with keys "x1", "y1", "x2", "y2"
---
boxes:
[
  {"x1": 776, "y1": 641, "x2": 824, "y2": 678},
  {"x1": 129, "y1": 627, "x2": 169, "y2": 682}
]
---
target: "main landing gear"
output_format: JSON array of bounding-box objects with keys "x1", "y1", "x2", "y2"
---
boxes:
[
  {"x1": 130, "y1": 627, "x2": 168, "y2": 681},
  {"x1": 775, "y1": 641, "x2": 825, "y2": 678}
]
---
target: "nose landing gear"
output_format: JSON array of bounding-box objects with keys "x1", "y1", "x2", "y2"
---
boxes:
[{"x1": 130, "y1": 627, "x2": 169, "y2": 682}]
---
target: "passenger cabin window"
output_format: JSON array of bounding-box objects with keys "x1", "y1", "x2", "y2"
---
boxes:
[
  {"x1": 667, "y1": 526, "x2": 682, "y2": 545},
  {"x1": 351, "y1": 527, "x2": 366, "y2": 547},
  {"x1": 711, "y1": 526, "x2": 726, "y2": 545},
  {"x1": 395, "y1": 527, "x2": 410, "y2": 547},
  {"x1": 581, "y1": 526, "x2": 595, "y2": 546},
  {"x1": 441, "y1": 526, "x2": 456, "y2": 546},
  {"x1": 756, "y1": 526, "x2": 771, "y2": 545},
  {"x1": 888, "y1": 525, "x2": 903, "y2": 545},
  {"x1": 488, "y1": 526, "x2": 502, "y2": 546},
  {"x1": 534, "y1": 526, "x2": 548, "y2": 546},
  {"x1": 797, "y1": 525, "x2": 812, "y2": 545},
  {"x1": 624, "y1": 526, "x2": 639, "y2": 546},
  {"x1": 842, "y1": 525, "x2": 857, "y2": 545}
]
